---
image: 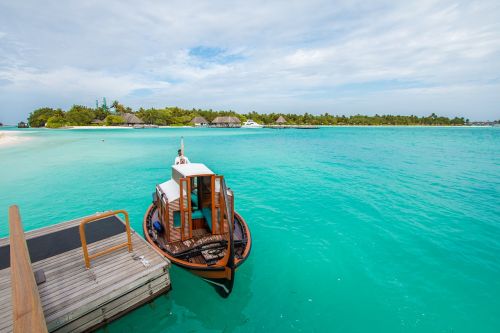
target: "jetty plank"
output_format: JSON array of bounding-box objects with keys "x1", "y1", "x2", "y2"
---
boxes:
[{"x1": 55, "y1": 277, "x2": 169, "y2": 333}]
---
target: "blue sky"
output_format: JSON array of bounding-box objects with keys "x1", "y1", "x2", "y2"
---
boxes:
[{"x1": 0, "y1": 0, "x2": 499, "y2": 123}]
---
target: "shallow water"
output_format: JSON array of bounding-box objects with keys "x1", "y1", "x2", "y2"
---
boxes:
[{"x1": 1, "y1": 127, "x2": 499, "y2": 332}]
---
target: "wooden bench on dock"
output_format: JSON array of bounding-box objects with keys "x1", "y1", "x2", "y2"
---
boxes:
[{"x1": 0, "y1": 206, "x2": 171, "y2": 332}]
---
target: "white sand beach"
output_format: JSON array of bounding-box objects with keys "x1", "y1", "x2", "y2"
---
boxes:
[
  {"x1": 0, "y1": 131, "x2": 31, "y2": 147},
  {"x1": 60, "y1": 126, "x2": 134, "y2": 129},
  {"x1": 60, "y1": 125, "x2": 188, "y2": 129}
]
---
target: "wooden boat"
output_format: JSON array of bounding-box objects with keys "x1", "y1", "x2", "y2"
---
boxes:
[{"x1": 143, "y1": 163, "x2": 251, "y2": 297}]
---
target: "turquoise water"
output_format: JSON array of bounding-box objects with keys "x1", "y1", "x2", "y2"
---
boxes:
[{"x1": 1, "y1": 127, "x2": 499, "y2": 332}]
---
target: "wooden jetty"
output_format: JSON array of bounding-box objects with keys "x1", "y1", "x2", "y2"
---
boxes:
[{"x1": 0, "y1": 206, "x2": 171, "y2": 333}]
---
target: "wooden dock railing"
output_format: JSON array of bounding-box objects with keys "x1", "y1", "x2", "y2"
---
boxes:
[
  {"x1": 9, "y1": 205, "x2": 48, "y2": 333},
  {"x1": 79, "y1": 210, "x2": 133, "y2": 269}
]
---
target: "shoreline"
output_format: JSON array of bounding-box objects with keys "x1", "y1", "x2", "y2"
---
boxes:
[
  {"x1": 61, "y1": 125, "x2": 134, "y2": 129},
  {"x1": 0, "y1": 131, "x2": 31, "y2": 147},
  {"x1": 4, "y1": 124, "x2": 495, "y2": 133},
  {"x1": 63, "y1": 124, "x2": 493, "y2": 129},
  {"x1": 46, "y1": 125, "x2": 190, "y2": 129}
]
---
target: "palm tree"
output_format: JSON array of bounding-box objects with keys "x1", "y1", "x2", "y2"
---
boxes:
[{"x1": 111, "y1": 100, "x2": 119, "y2": 110}]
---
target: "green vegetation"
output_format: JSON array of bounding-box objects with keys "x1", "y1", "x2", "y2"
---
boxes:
[
  {"x1": 28, "y1": 107, "x2": 65, "y2": 127},
  {"x1": 27, "y1": 102, "x2": 466, "y2": 127},
  {"x1": 65, "y1": 105, "x2": 95, "y2": 125},
  {"x1": 28, "y1": 105, "x2": 112, "y2": 128},
  {"x1": 135, "y1": 108, "x2": 465, "y2": 126},
  {"x1": 46, "y1": 115, "x2": 66, "y2": 128},
  {"x1": 104, "y1": 115, "x2": 125, "y2": 126}
]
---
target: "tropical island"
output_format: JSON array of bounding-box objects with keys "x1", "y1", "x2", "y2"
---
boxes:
[{"x1": 25, "y1": 101, "x2": 470, "y2": 128}]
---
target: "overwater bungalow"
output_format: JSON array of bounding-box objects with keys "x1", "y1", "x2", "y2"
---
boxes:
[
  {"x1": 276, "y1": 116, "x2": 287, "y2": 125},
  {"x1": 190, "y1": 116, "x2": 209, "y2": 127},
  {"x1": 211, "y1": 116, "x2": 241, "y2": 128},
  {"x1": 262, "y1": 115, "x2": 288, "y2": 129},
  {"x1": 121, "y1": 113, "x2": 145, "y2": 126}
]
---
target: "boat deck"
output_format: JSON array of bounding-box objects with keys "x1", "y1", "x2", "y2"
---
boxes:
[
  {"x1": 148, "y1": 206, "x2": 248, "y2": 265},
  {"x1": 161, "y1": 231, "x2": 229, "y2": 264},
  {"x1": 0, "y1": 211, "x2": 171, "y2": 332}
]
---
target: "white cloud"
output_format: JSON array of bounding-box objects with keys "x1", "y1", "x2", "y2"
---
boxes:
[{"x1": 0, "y1": 0, "x2": 499, "y2": 123}]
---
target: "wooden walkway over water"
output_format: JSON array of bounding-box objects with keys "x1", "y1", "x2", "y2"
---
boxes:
[{"x1": 0, "y1": 206, "x2": 171, "y2": 332}]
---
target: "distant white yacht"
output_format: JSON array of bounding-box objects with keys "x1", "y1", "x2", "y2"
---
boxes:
[{"x1": 241, "y1": 119, "x2": 263, "y2": 128}]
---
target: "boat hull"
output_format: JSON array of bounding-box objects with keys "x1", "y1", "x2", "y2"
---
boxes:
[{"x1": 143, "y1": 204, "x2": 251, "y2": 296}]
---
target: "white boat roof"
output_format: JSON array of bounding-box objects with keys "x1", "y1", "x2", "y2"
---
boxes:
[
  {"x1": 172, "y1": 163, "x2": 214, "y2": 177},
  {"x1": 158, "y1": 163, "x2": 215, "y2": 202},
  {"x1": 158, "y1": 179, "x2": 182, "y2": 203}
]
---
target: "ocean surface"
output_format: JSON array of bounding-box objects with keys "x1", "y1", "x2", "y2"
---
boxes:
[{"x1": 0, "y1": 126, "x2": 499, "y2": 332}]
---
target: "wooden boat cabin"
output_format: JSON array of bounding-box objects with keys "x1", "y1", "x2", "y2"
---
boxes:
[{"x1": 143, "y1": 163, "x2": 251, "y2": 296}]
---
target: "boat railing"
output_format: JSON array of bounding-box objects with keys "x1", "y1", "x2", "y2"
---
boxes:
[
  {"x1": 79, "y1": 210, "x2": 133, "y2": 269},
  {"x1": 9, "y1": 205, "x2": 48, "y2": 333}
]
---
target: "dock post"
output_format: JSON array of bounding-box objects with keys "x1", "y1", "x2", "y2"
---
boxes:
[{"x1": 9, "y1": 205, "x2": 48, "y2": 333}]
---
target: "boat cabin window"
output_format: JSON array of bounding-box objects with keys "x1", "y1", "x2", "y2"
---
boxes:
[
  {"x1": 190, "y1": 176, "x2": 212, "y2": 211},
  {"x1": 186, "y1": 175, "x2": 217, "y2": 234},
  {"x1": 163, "y1": 173, "x2": 225, "y2": 241}
]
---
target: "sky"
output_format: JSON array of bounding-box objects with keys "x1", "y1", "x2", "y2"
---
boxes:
[{"x1": 0, "y1": 0, "x2": 499, "y2": 123}]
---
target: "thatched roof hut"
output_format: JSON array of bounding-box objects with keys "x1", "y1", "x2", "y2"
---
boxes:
[
  {"x1": 190, "y1": 116, "x2": 209, "y2": 126},
  {"x1": 276, "y1": 116, "x2": 287, "y2": 124},
  {"x1": 211, "y1": 116, "x2": 241, "y2": 128},
  {"x1": 121, "y1": 113, "x2": 144, "y2": 125},
  {"x1": 91, "y1": 119, "x2": 104, "y2": 124}
]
